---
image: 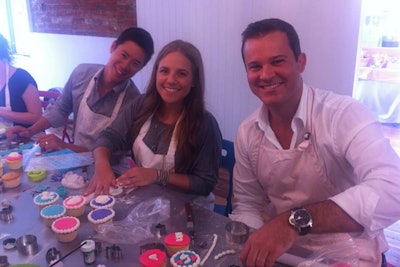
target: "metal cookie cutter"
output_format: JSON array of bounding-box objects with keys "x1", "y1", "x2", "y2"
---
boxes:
[
  {"x1": 0, "y1": 205, "x2": 13, "y2": 223},
  {"x1": 16, "y1": 235, "x2": 39, "y2": 256},
  {"x1": 105, "y1": 244, "x2": 122, "y2": 260},
  {"x1": 46, "y1": 247, "x2": 62, "y2": 264},
  {"x1": 0, "y1": 255, "x2": 9, "y2": 267},
  {"x1": 3, "y1": 238, "x2": 16, "y2": 250}
]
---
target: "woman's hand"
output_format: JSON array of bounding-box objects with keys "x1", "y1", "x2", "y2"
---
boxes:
[
  {"x1": 37, "y1": 134, "x2": 66, "y2": 151},
  {"x1": 84, "y1": 163, "x2": 116, "y2": 196},
  {"x1": 116, "y1": 167, "x2": 158, "y2": 188}
]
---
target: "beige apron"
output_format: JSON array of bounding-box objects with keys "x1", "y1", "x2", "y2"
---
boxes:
[
  {"x1": 132, "y1": 114, "x2": 215, "y2": 210},
  {"x1": 74, "y1": 69, "x2": 126, "y2": 148},
  {"x1": 0, "y1": 64, "x2": 13, "y2": 128},
  {"x1": 257, "y1": 88, "x2": 380, "y2": 266}
]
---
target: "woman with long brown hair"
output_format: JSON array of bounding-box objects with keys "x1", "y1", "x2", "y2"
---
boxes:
[{"x1": 85, "y1": 40, "x2": 222, "y2": 207}]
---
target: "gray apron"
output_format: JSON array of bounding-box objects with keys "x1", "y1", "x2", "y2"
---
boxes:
[{"x1": 74, "y1": 69, "x2": 126, "y2": 147}]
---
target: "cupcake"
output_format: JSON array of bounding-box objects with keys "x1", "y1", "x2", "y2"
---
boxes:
[
  {"x1": 164, "y1": 232, "x2": 191, "y2": 256},
  {"x1": 87, "y1": 208, "x2": 115, "y2": 231},
  {"x1": 170, "y1": 250, "x2": 201, "y2": 267},
  {"x1": 33, "y1": 191, "x2": 60, "y2": 210},
  {"x1": 140, "y1": 249, "x2": 167, "y2": 267},
  {"x1": 51, "y1": 216, "x2": 80, "y2": 242},
  {"x1": 63, "y1": 195, "x2": 86, "y2": 217},
  {"x1": 5, "y1": 152, "x2": 23, "y2": 170},
  {"x1": 90, "y1": 195, "x2": 115, "y2": 209},
  {"x1": 1, "y1": 171, "x2": 21, "y2": 188},
  {"x1": 40, "y1": 204, "x2": 66, "y2": 227}
]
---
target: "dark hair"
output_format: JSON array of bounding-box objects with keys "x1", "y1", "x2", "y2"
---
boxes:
[
  {"x1": 0, "y1": 34, "x2": 12, "y2": 63},
  {"x1": 132, "y1": 40, "x2": 205, "y2": 171},
  {"x1": 241, "y1": 18, "x2": 301, "y2": 61},
  {"x1": 114, "y1": 27, "x2": 154, "y2": 66}
]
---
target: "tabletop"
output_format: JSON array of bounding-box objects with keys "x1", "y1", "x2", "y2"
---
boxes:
[{"x1": 0, "y1": 149, "x2": 307, "y2": 267}]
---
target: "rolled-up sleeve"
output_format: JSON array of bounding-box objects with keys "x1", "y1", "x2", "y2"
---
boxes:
[{"x1": 329, "y1": 101, "x2": 400, "y2": 238}]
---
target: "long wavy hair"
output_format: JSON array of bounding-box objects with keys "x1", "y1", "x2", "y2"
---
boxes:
[{"x1": 131, "y1": 40, "x2": 205, "y2": 171}]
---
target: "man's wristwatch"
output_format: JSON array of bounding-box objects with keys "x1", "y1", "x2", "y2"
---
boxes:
[{"x1": 288, "y1": 207, "x2": 313, "y2": 236}]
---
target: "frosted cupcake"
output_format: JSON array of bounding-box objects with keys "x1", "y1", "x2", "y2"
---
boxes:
[
  {"x1": 51, "y1": 216, "x2": 80, "y2": 242},
  {"x1": 164, "y1": 232, "x2": 191, "y2": 256},
  {"x1": 5, "y1": 152, "x2": 23, "y2": 170},
  {"x1": 1, "y1": 171, "x2": 21, "y2": 188},
  {"x1": 170, "y1": 250, "x2": 201, "y2": 267},
  {"x1": 140, "y1": 249, "x2": 167, "y2": 267},
  {"x1": 33, "y1": 191, "x2": 60, "y2": 210},
  {"x1": 89, "y1": 195, "x2": 115, "y2": 209},
  {"x1": 63, "y1": 195, "x2": 86, "y2": 217},
  {"x1": 40, "y1": 204, "x2": 66, "y2": 227},
  {"x1": 87, "y1": 208, "x2": 115, "y2": 231}
]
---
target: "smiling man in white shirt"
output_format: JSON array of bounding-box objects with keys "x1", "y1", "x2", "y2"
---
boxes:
[{"x1": 230, "y1": 18, "x2": 400, "y2": 267}]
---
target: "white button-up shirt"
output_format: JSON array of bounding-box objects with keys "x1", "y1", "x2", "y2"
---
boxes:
[{"x1": 231, "y1": 84, "x2": 400, "y2": 255}]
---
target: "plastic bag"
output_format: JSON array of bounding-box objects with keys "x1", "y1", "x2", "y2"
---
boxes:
[
  {"x1": 93, "y1": 197, "x2": 170, "y2": 245},
  {"x1": 297, "y1": 234, "x2": 359, "y2": 267}
]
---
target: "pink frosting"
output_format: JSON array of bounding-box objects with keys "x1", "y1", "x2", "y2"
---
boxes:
[
  {"x1": 164, "y1": 232, "x2": 190, "y2": 246},
  {"x1": 140, "y1": 249, "x2": 166, "y2": 267},
  {"x1": 63, "y1": 196, "x2": 85, "y2": 208},
  {"x1": 6, "y1": 152, "x2": 22, "y2": 161},
  {"x1": 52, "y1": 216, "x2": 80, "y2": 233}
]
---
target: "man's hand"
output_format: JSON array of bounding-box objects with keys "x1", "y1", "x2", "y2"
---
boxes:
[{"x1": 241, "y1": 212, "x2": 298, "y2": 267}]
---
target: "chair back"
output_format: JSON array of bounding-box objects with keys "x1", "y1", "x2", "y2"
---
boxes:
[
  {"x1": 220, "y1": 139, "x2": 235, "y2": 216},
  {"x1": 37, "y1": 89, "x2": 72, "y2": 144},
  {"x1": 38, "y1": 89, "x2": 61, "y2": 109}
]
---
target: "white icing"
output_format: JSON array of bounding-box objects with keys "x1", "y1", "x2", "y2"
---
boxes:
[
  {"x1": 214, "y1": 249, "x2": 236, "y2": 260},
  {"x1": 66, "y1": 196, "x2": 81, "y2": 205},
  {"x1": 41, "y1": 191, "x2": 56, "y2": 200},
  {"x1": 61, "y1": 171, "x2": 85, "y2": 189},
  {"x1": 175, "y1": 232, "x2": 183, "y2": 242},
  {"x1": 94, "y1": 195, "x2": 109, "y2": 204},
  {"x1": 149, "y1": 253, "x2": 158, "y2": 261},
  {"x1": 200, "y1": 233, "x2": 218, "y2": 266},
  {"x1": 8, "y1": 152, "x2": 20, "y2": 158}
]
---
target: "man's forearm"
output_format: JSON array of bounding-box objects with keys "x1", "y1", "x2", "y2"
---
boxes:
[{"x1": 305, "y1": 199, "x2": 364, "y2": 234}]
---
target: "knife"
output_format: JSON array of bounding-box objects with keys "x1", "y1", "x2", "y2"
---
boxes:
[{"x1": 185, "y1": 202, "x2": 195, "y2": 239}]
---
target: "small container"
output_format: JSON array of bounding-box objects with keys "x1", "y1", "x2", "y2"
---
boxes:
[
  {"x1": 16, "y1": 234, "x2": 39, "y2": 255},
  {"x1": 0, "y1": 128, "x2": 9, "y2": 151},
  {"x1": 80, "y1": 239, "x2": 96, "y2": 265},
  {"x1": 225, "y1": 221, "x2": 249, "y2": 246}
]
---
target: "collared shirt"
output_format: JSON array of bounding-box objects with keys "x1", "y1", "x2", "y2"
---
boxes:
[
  {"x1": 230, "y1": 83, "x2": 400, "y2": 251},
  {"x1": 43, "y1": 63, "x2": 140, "y2": 130}
]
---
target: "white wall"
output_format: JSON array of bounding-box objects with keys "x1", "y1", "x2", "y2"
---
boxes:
[
  {"x1": 19, "y1": 0, "x2": 362, "y2": 141},
  {"x1": 136, "y1": 0, "x2": 362, "y2": 140}
]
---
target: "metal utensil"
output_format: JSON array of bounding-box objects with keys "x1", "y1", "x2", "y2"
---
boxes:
[
  {"x1": 185, "y1": 202, "x2": 194, "y2": 230},
  {"x1": 185, "y1": 202, "x2": 196, "y2": 242}
]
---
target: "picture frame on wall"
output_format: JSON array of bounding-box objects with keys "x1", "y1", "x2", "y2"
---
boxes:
[{"x1": 28, "y1": 0, "x2": 137, "y2": 37}]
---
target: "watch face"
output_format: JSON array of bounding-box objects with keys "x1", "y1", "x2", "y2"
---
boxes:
[{"x1": 293, "y1": 209, "x2": 311, "y2": 227}]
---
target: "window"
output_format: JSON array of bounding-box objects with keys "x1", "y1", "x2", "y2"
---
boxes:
[{"x1": 0, "y1": 0, "x2": 32, "y2": 56}]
